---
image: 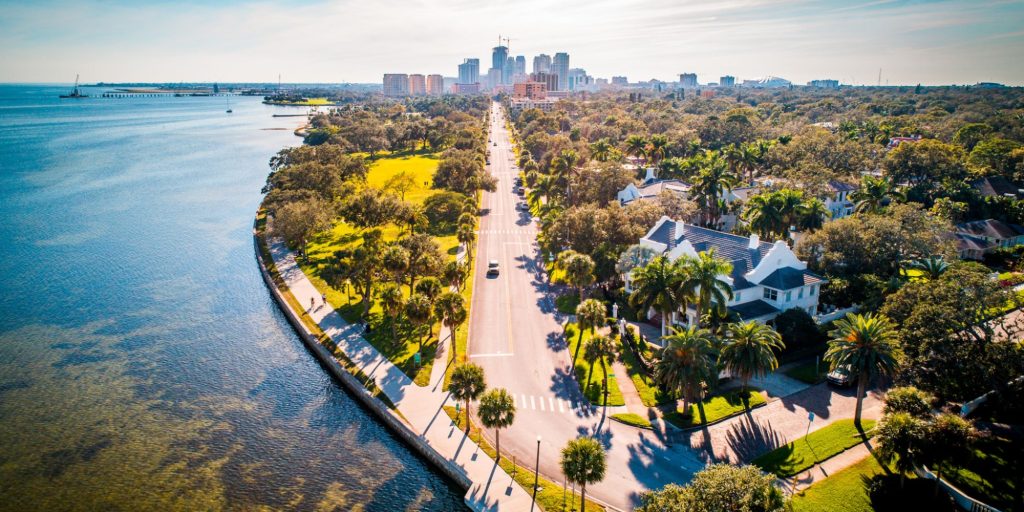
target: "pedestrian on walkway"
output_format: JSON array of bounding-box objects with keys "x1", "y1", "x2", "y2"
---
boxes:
[
  {"x1": 321, "y1": 293, "x2": 326, "y2": 306},
  {"x1": 310, "y1": 296, "x2": 314, "y2": 310}
]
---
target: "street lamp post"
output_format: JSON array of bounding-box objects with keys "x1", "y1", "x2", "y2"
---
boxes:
[{"x1": 530, "y1": 435, "x2": 541, "y2": 511}]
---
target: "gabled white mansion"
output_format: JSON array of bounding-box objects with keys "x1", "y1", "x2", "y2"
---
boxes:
[{"x1": 625, "y1": 217, "x2": 826, "y2": 331}]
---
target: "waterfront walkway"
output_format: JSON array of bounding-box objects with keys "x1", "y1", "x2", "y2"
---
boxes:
[{"x1": 268, "y1": 239, "x2": 534, "y2": 512}]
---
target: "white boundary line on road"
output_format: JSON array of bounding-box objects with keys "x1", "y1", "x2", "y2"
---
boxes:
[{"x1": 468, "y1": 352, "x2": 515, "y2": 358}]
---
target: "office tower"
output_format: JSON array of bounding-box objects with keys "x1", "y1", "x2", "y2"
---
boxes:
[
  {"x1": 514, "y1": 56, "x2": 526, "y2": 77},
  {"x1": 719, "y1": 75, "x2": 736, "y2": 87},
  {"x1": 492, "y1": 45, "x2": 508, "y2": 73},
  {"x1": 426, "y1": 74, "x2": 444, "y2": 95},
  {"x1": 567, "y1": 68, "x2": 590, "y2": 91},
  {"x1": 409, "y1": 74, "x2": 426, "y2": 95},
  {"x1": 486, "y1": 68, "x2": 502, "y2": 90},
  {"x1": 458, "y1": 58, "x2": 480, "y2": 85},
  {"x1": 530, "y1": 72, "x2": 558, "y2": 94},
  {"x1": 552, "y1": 52, "x2": 570, "y2": 91},
  {"x1": 383, "y1": 74, "x2": 410, "y2": 96},
  {"x1": 504, "y1": 56, "x2": 515, "y2": 84},
  {"x1": 679, "y1": 73, "x2": 698, "y2": 88},
  {"x1": 533, "y1": 54, "x2": 551, "y2": 74}
]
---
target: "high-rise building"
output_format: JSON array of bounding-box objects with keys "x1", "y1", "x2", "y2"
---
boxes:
[
  {"x1": 611, "y1": 76, "x2": 628, "y2": 86},
  {"x1": 382, "y1": 73, "x2": 409, "y2": 97},
  {"x1": 504, "y1": 56, "x2": 516, "y2": 84},
  {"x1": 719, "y1": 75, "x2": 736, "y2": 87},
  {"x1": 458, "y1": 58, "x2": 480, "y2": 85},
  {"x1": 552, "y1": 52, "x2": 570, "y2": 91},
  {"x1": 533, "y1": 54, "x2": 551, "y2": 74},
  {"x1": 453, "y1": 83, "x2": 481, "y2": 94},
  {"x1": 513, "y1": 81, "x2": 547, "y2": 100},
  {"x1": 567, "y1": 68, "x2": 589, "y2": 91},
  {"x1": 491, "y1": 46, "x2": 508, "y2": 73},
  {"x1": 679, "y1": 73, "x2": 698, "y2": 88},
  {"x1": 409, "y1": 74, "x2": 426, "y2": 95},
  {"x1": 486, "y1": 68, "x2": 502, "y2": 90},
  {"x1": 426, "y1": 74, "x2": 444, "y2": 95},
  {"x1": 530, "y1": 72, "x2": 559, "y2": 94}
]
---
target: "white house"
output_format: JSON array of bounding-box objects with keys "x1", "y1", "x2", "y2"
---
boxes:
[
  {"x1": 625, "y1": 217, "x2": 825, "y2": 338},
  {"x1": 824, "y1": 180, "x2": 857, "y2": 220}
]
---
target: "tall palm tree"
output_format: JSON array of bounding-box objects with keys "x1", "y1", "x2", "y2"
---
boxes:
[
  {"x1": 825, "y1": 313, "x2": 902, "y2": 427},
  {"x1": 443, "y1": 260, "x2": 468, "y2": 291},
  {"x1": 656, "y1": 326, "x2": 720, "y2": 424},
  {"x1": 456, "y1": 223, "x2": 476, "y2": 260},
  {"x1": 905, "y1": 255, "x2": 949, "y2": 280},
  {"x1": 719, "y1": 321, "x2": 784, "y2": 394},
  {"x1": 743, "y1": 193, "x2": 785, "y2": 240},
  {"x1": 737, "y1": 142, "x2": 761, "y2": 185},
  {"x1": 380, "y1": 283, "x2": 405, "y2": 346},
  {"x1": 574, "y1": 299, "x2": 607, "y2": 364},
  {"x1": 405, "y1": 293, "x2": 433, "y2": 349},
  {"x1": 851, "y1": 175, "x2": 905, "y2": 214},
  {"x1": 584, "y1": 335, "x2": 618, "y2": 407},
  {"x1": 647, "y1": 134, "x2": 669, "y2": 165},
  {"x1": 415, "y1": 276, "x2": 442, "y2": 300},
  {"x1": 625, "y1": 135, "x2": 649, "y2": 166},
  {"x1": 797, "y1": 197, "x2": 830, "y2": 231},
  {"x1": 560, "y1": 437, "x2": 607, "y2": 512},
  {"x1": 434, "y1": 291, "x2": 467, "y2": 359},
  {"x1": 628, "y1": 256, "x2": 685, "y2": 337},
  {"x1": 589, "y1": 138, "x2": 615, "y2": 162},
  {"x1": 478, "y1": 388, "x2": 516, "y2": 461},
  {"x1": 776, "y1": 189, "x2": 807, "y2": 229},
  {"x1": 691, "y1": 152, "x2": 737, "y2": 227},
  {"x1": 382, "y1": 244, "x2": 410, "y2": 287},
  {"x1": 551, "y1": 149, "x2": 580, "y2": 201},
  {"x1": 679, "y1": 249, "x2": 733, "y2": 328},
  {"x1": 562, "y1": 252, "x2": 596, "y2": 302},
  {"x1": 449, "y1": 363, "x2": 486, "y2": 433}
]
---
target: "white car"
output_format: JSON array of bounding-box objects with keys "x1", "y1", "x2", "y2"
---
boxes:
[{"x1": 486, "y1": 260, "x2": 500, "y2": 276}]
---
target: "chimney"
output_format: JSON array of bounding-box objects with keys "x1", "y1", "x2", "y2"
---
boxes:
[
  {"x1": 644, "y1": 167, "x2": 657, "y2": 184},
  {"x1": 667, "y1": 221, "x2": 676, "y2": 251},
  {"x1": 789, "y1": 226, "x2": 801, "y2": 246},
  {"x1": 748, "y1": 233, "x2": 760, "y2": 250}
]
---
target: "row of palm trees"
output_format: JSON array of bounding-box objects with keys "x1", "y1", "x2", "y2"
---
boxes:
[
  {"x1": 628, "y1": 251, "x2": 733, "y2": 336},
  {"x1": 743, "y1": 189, "x2": 829, "y2": 240},
  {"x1": 450, "y1": 361, "x2": 608, "y2": 511}
]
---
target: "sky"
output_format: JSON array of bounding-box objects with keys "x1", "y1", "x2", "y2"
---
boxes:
[{"x1": 2, "y1": 0, "x2": 1023, "y2": 86}]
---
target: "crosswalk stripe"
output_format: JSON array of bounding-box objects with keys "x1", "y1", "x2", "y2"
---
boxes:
[
  {"x1": 558, "y1": 400, "x2": 565, "y2": 413},
  {"x1": 539, "y1": 397, "x2": 545, "y2": 411},
  {"x1": 549, "y1": 397, "x2": 555, "y2": 411},
  {"x1": 530, "y1": 396, "x2": 536, "y2": 410}
]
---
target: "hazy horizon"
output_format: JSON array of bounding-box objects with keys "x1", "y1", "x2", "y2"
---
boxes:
[{"x1": 2, "y1": 0, "x2": 1024, "y2": 86}]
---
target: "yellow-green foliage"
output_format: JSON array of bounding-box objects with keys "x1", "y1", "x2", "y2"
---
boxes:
[{"x1": 565, "y1": 323, "x2": 625, "y2": 407}]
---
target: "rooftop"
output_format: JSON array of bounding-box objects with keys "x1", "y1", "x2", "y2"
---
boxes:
[{"x1": 956, "y1": 219, "x2": 1024, "y2": 240}]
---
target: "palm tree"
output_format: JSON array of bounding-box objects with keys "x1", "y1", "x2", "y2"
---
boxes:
[
  {"x1": 628, "y1": 256, "x2": 685, "y2": 337},
  {"x1": 691, "y1": 152, "x2": 737, "y2": 227},
  {"x1": 415, "y1": 276, "x2": 443, "y2": 300},
  {"x1": 797, "y1": 197, "x2": 829, "y2": 231},
  {"x1": 456, "y1": 223, "x2": 476, "y2": 260},
  {"x1": 624, "y1": 135, "x2": 648, "y2": 166},
  {"x1": 551, "y1": 149, "x2": 580, "y2": 201},
  {"x1": 405, "y1": 293, "x2": 433, "y2": 349},
  {"x1": 561, "y1": 252, "x2": 596, "y2": 302},
  {"x1": 736, "y1": 142, "x2": 761, "y2": 185},
  {"x1": 825, "y1": 313, "x2": 902, "y2": 427},
  {"x1": 443, "y1": 260, "x2": 467, "y2": 291},
  {"x1": 719, "y1": 321, "x2": 784, "y2": 394},
  {"x1": 776, "y1": 189, "x2": 807, "y2": 229},
  {"x1": 851, "y1": 175, "x2": 905, "y2": 214},
  {"x1": 560, "y1": 437, "x2": 607, "y2": 512},
  {"x1": 589, "y1": 138, "x2": 615, "y2": 162},
  {"x1": 585, "y1": 335, "x2": 618, "y2": 407},
  {"x1": 743, "y1": 192, "x2": 785, "y2": 240},
  {"x1": 380, "y1": 283, "x2": 405, "y2": 346},
  {"x1": 875, "y1": 411, "x2": 926, "y2": 488},
  {"x1": 449, "y1": 363, "x2": 486, "y2": 433},
  {"x1": 679, "y1": 249, "x2": 733, "y2": 328},
  {"x1": 656, "y1": 326, "x2": 720, "y2": 424},
  {"x1": 382, "y1": 244, "x2": 410, "y2": 287},
  {"x1": 904, "y1": 255, "x2": 949, "y2": 280},
  {"x1": 574, "y1": 299, "x2": 607, "y2": 364},
  {"x1": 478, "y1": 388, "x2": 516, "y2": 461},
  {"x1": 434, "y1": 291, "x2": 467, "y2": 359},
  {"x1": 648, "y1": 134, "x2": 669, "y2": 165}
]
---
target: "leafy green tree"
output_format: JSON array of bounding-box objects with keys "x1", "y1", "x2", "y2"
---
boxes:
[
  {"x1": 449, "y1": 363, "x2": 486, "y2": 433},
  {"x1": 968, "y1": 138, "x2": 1023, "y2": 176},
  {"x1": 561, "y1": 252, "x2": 596, "y2": 302},
  {"x1": 923, "y1": 413, "x2": 975, "y2": 493},
  {"x1": 478, "y1": 388, "x2": 516, "y2": 461},
  {"x1": 339, "y1": 188, "x2": 409, "y2": 229},
  {"x1": 719, "y1": 321, "x2": 784, "y2": 394},
  {"x1": 584, "y1": 335, "x2": 618, "y2": 407},
  {"x1": 656, "y1": 326, "x2": 720, "y2": 423},
  {"x1": 273, "y1": 197, "x2": 332, "y2": 257},
  {"x1": 825, "y1": 313, "x2": 903, "y2": 427},
  {"x1": 560, "y1": 437, "x2": 607, "y2": 512},
  {"x1": 679, "y1": 249, "x2": 733, "y2": 328},
  {"x1": 574, "y1": 299, "x2": 607, "y2": 364},
  {"x1": 883, "y1": 386, "x2": 934, "y2": 417},
  {"x1": 875, "y1": 411, "x2": 927, "y2": 488},
  {"x1": 883, "y1": 139, "x2": 966, "y2": 202},
  {"x1": 952, "y1": 123, "x2": 993, "y2": 151},
  {"x1": 382, "y1": 244, "x2": 410, "y2": 286},
  {"x1": 638, "y1": 464, "x2": 788, "y2": 512},
  {"x1": 629, "y1": 256, "x2": 687, "y2": 337},
  {"x1": 743, "y1": 193, "x2": 785, "y2": 239},
  {"x1": 401, "y1": 234, "x2": 444, "y2": 294}
]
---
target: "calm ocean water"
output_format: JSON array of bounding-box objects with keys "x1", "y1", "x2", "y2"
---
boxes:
[{"x1": 0, "y1": 84, "x2": 465, "y2": 511}]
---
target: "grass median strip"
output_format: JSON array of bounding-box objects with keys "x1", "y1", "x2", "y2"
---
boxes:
[
  {"x1": 610, "y1": 413, "x2": 653, "y2": 429},
  {"x1": 443, "y1": 406, "x2": 604, "y2": 512},
  {"x1": 752, "y1": 419, "x2": 876, "y2": 478},
  {"x1": 791, "y1": 453, "x2": 889, "y2": 512},
  {"x1": 662, "y1": 388, "x2": 766, "y2": 429},
  {"x1": 565, "y1": 323, "x2": 625, "y2": 407}
]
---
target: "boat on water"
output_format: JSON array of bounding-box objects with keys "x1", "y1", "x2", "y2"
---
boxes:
[
  {"x1": 226, "y1": 95, "x2": 233, "y2": 113},
  {"x1": 59, "y1": 74, "x2": 88, "y2": 99}
]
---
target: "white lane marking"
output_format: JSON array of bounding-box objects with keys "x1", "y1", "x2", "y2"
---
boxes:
[
  {"x1": 539, "y1": 397, "x2": 545, "y2": 411},
  {"x1": 530, "y1": 396, "x2": 536, "y2": 410},
  {"x1": 520, "y1": 394, "x2": 526, "y2": 409},
  {"x1": 548, "y1": 397, "x2": 555, "y2": 411},
  {"x1": 468, "y1": 353, "x2": 514, "y2": 358},
  {"x1": 558, "y1": 400, "x2": 565, "y2": 413}
]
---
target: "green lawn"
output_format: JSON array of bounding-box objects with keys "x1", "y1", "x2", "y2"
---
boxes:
[
  {"x1": 662, "y1": 389, "x2": 767, "y2": 429},
  {"x1": 785, "y1": 360, "x2": 828, "y2": 385},
  {"x1": 565, "y1": 323, "x2": 625, "y2": 406},
  {"x1": 297, "y1": 152, "x2": 462, "y2": 386},
  {"x1": 752, "y1": 419, "x2": 876, "y2": 478},
  {"x1": 945, "y1": 434, "x2": 1024, "y2": 512},
  {"x1": 611, "y1": 413, "x2": 653, "y2": 429},
  {"x1": 791, "y1": 454, "x2": 889, "y2": 512},
  {"x1": 554, "y1": 293, "x2": 579, "y2": 314},
  {"x1": 617, "y1": 337, "x2": 673, "y2": 407}
]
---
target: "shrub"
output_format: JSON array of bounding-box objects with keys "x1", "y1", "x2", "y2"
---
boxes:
[{"x1": 774, "y1": 308, "x2": 825, "y2": 353}]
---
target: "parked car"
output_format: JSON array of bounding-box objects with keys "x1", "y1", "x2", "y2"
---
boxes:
[
  {"x1": 486, "y1": 260, "x2": 500, "y2": 276},
  {"x1": 827, "y1": 365, "x2": 857, "y2": 387}
]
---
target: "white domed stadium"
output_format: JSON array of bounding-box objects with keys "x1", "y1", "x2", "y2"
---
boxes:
[{"x1": 742, "y1": 76, "x2": 792, "y2": 88}]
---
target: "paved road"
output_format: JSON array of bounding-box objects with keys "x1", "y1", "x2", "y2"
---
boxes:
[{"x1": 468, "y1": 102, "x2": 705, "y2": 510}]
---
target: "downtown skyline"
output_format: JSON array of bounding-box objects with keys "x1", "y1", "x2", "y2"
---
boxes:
[{"x1": 2, "y1": 0, "x2": 1024, "y2": 86}]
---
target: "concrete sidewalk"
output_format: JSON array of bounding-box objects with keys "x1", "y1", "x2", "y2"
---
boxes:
[
  {"x1": 269, "y1": 239, "x2": 534, "y2": 512},
  {"x1": 780, "y1": 441, "x2": 876, "y2": 494}
]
